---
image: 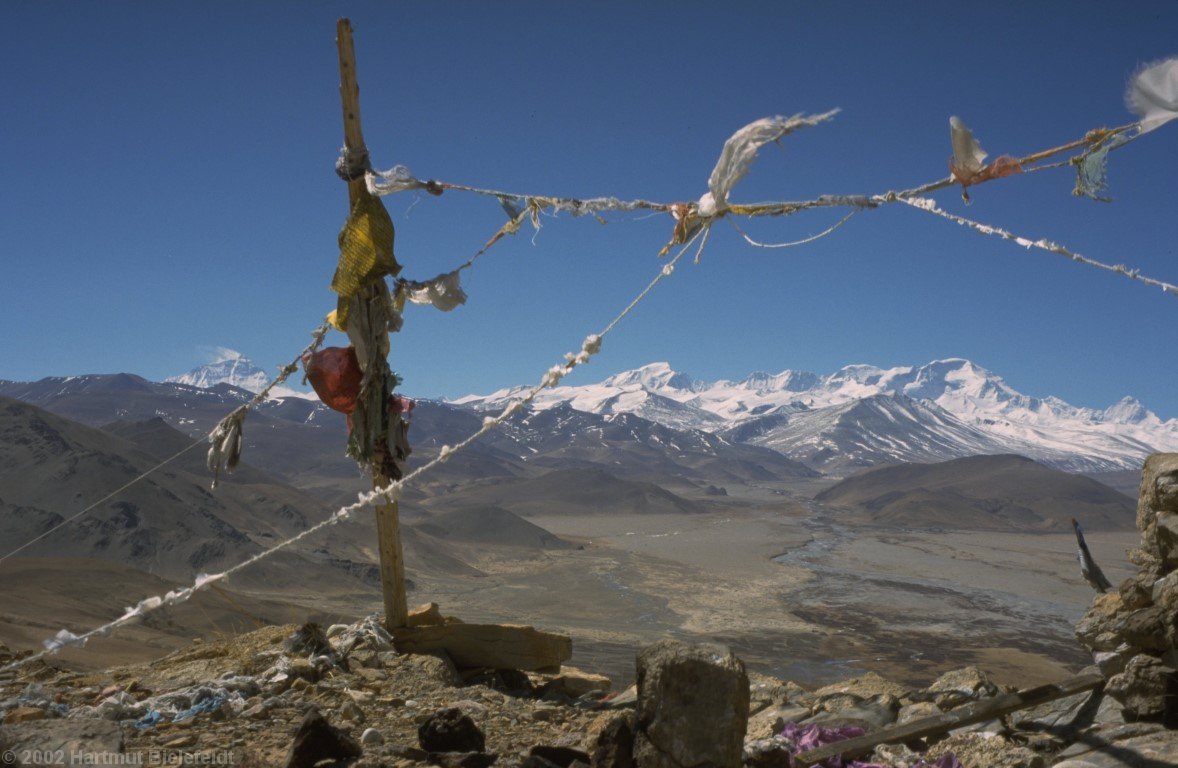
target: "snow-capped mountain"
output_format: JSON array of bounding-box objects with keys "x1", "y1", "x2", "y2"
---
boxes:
[
  {"x1": 166, "y1": 349, "x2": 310, "y2": 399},
  {"x1": 454, "y1": 359, "x2": 1178, "y2": 473}
]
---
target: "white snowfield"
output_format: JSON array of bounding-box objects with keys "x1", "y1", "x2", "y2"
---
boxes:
[{"x1": 454, "y1": 359, "x2": 1178, "y2": 473}]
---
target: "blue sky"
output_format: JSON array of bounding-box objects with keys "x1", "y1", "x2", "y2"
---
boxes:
[{"x1": 3, "y1": 2, "x2": 1177, "y2": 416}]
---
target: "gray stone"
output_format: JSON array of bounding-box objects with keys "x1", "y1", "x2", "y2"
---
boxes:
[
  {"x1": 1011, "y1": 688, "x2": 1100, "y2": 735},
  {"x1": 1095, "y1": 646, "x2": 1134, "y2": 678},
  {"x1": 1136, "y1": 454, "x2": 1178, "y2": 557},
  {"x1": 633, "y1": 639, "x2": 749, "y2": 768},
  {"x1": 927, "y1": 665, "x2": 999, "y2": 709},
  {"x1": 744, "y1": 704, "x2": 810, "y2": 740},
  {"x1": 0, "y1": 719, "x2": 123, "y2": 761},
  {"x1": 926, "y1": 733, "x2": 1043, "y2": 768},
  {"x1": 360, "y1": 727, "x2": 384, "y2": 746},
  {"x1": 1055, "y1": 721, "x2": 1178, "y2": 767},
  {"x1": 802, "y1": 694, "x2": 899, "y2": 731},
  {"x1": 1105, "y1": 654, "x2": 1175, "y2": 721},
  {"x1": 589, "y1": 710, "x2": 636, "y2": 768},
  {"x1": 418, "y1": 707, "x2": 485, "y2": 753},
  {"x1": 1120, "y1": 607, "x2": 1170, "y2": 652},
  {"x1": 898, "y1": 701, "x2": 941, "y2": 724}
]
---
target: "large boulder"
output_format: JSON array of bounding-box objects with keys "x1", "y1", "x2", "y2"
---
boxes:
[
  {"x1": 633, "y1": 639, "x2": 749, "y2": 768},
  {"x1": 1137, "y1": 454, "x2": 1178, "y2": 564}
]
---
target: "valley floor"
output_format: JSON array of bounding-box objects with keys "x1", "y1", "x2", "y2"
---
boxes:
[
  {"x1": 2, "y1": 484, "x2": 1137, "y2": 694},
  {"x1": 313, "y1": 485, "x2": 1138, "y2": 690}
]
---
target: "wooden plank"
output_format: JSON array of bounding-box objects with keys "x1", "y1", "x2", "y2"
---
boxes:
[
  {"x1": 335, "y1": 18, "x2": 408, "y2": 631},
  {"x1": 394, "y1": 623, "x2": 573, "y2": 672},
  {"x1": 796, "y1": 672, "x2": 1104, "y2": 766}
]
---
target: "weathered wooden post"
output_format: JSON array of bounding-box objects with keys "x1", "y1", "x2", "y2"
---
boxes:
[{"x1": 335, "y1": 18, "x2": 408, "y2": 630}]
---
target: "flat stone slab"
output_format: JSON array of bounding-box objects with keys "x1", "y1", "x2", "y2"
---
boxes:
[{"x1": 394, "y1": 623, "x2": 571, "y2": 672}]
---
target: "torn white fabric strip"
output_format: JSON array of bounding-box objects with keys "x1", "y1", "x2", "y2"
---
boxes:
[
  {"x1": 698, "y1": 110, "x2": 839, "y2": 218},
  {"x1": 1127, "y1": 57, "x2": 1178, "y2": 133}
]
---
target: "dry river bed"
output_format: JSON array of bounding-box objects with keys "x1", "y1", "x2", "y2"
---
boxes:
[{"x1": 382, "y1": 497, "x2": 1139, "y2": 691}]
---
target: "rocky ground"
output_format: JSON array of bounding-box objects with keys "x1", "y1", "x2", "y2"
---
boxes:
[{"x1": 4, "y1": 454, "x2": 1178, "y2": 768}]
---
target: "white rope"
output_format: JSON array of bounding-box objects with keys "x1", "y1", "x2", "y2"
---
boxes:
[
  {"x1": 0, "y1": 325, "x2": 332, "y2": 570},
  {"x1": 0, "y1": 229, "x2": 710, "y2": 676},
  {"x1": 901, "y1": 197, "x2": 1178, "y2": 298},
  {"x1": 728, "y1": 209, "x2": 858, "y2": 249}
]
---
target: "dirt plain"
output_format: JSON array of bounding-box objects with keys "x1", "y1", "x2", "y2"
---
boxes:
[{"x1": 2, "y1": 477, "x2": 1137, "y2": 693}]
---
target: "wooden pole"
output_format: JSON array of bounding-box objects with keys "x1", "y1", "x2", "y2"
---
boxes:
[
  {"x1": 336, "y1": 18, "x2": 408, "y2": 631},
  {"x1": 795, "y1": 671, "x2": 1104, "y2": 766}
]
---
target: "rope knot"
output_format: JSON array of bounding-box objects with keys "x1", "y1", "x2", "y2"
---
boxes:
[{"x1": 335, "y1": 145, "x2": 372, "y2": 182}]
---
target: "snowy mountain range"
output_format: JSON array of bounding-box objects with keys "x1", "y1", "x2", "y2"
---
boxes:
[
  {"x1": 166, "y1": 349, "x2": 309, "y2": 399},
  {"x1": 454, "y1": 359, "x2": 1178, "y2": 473}
]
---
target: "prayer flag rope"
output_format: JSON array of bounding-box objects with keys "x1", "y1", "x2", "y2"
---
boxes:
[{"x1": 0, "y1": 226, "x2": 712, "y2": 676}]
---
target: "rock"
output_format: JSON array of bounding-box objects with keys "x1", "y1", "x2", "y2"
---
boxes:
[
  {"x1": 1011, "y1": 688, "x2": 1101, "y2": 736},
  {"x1": 530, "y1": 745, "x2": 591, "y2": 767},
  {"x1": 407, "y1": 651, "x2": 463, "y2": 688},
  {"x1": 464, "y1": 668, "x2": 534, "y2": 695},
  {"x1": 813, "y1": 671, "x2": 909, "y2": 700},
  {"x1": 633, "y1": 639, "x2": 749, "y2": 768},
  {"x1": 1104, "y1": 654, "x2": 1176, "y2": 722},
  {"x1": 872, "y1": 742, "x2": 923, "y2": 766},
  {"x1": 897, "y1": 701, "x2": 941, "y2": 724},
  {"x1": 1077, "y1": 592, "x2": 1130, "y2": 653},
  {"x1": 282, "y1": 707, "x2": 362, "y2": 768},
  {"x1": 1055, "y1": 721, "x2": 1178, "y2": 767},
  {"x1": 522, "y1": 756, "x2": 564, "y2": 768},
  {"x1": 803, "y1": 694, "x2": 898, "y2": 731},
  {"x1": 360, "y1": 727, "x2": 384, "y2": 746},
  {"x1": 745, "y1": 704, "x2": 810, "y2": 740},
  {"x1": 1095, "y1": 645, "x2": 1134, "y2": 678},
  {"x1": 541, "y1": 667, "x2": 612, "y2": 699},
  {"x1": 2, "y1": 707, "x2": 45, "y2": 724},
  {"x1": 1120, "y1": 606, "x2": 1170, "y2": 652},
  {"x1": 340, "y1": 700, "x2": 366, "y2": 723},
  {"x1": 395, "y1": 623, "x2": 572, "y2": 672},
  {"x1": 164, "y1": 734, "x2": 197, "y2": 748},
  {"x1": 1137, "y1": 454, "x2": 1178, "y2": 556},
  {"x1": 742, "y1": 738, "x2": 792, "y2": 768},
  {"x1": 429, "y1": 752, "x2": 498, "y2": 768},
  {"x1": 418, "y1": 707, "x2": 485, "y2": 753},
  {"x1": 927, "y1": 666, "x2": 999, "y2": 708},
  {"x1": 597, "y1": 686, "x2": 637, "y2": 710},
  {"x1": 408, "y1": 602, "x2": 444, "y2": 626},
  {"x1": 1158, "y1": 514, "x2": 1178, "y2": 569},
  {"x1": 925, "y1": 733, "x2": 1043, "y2": 768},
  {"x1": 289, "y1": 658, "x2": 320, "y2": 683},
  {"x1": 587, "y1": 711, "x2": 636, "y2": 768},
  {"x1": 285, "y1": 623, "x2": 333, "y2": 658},
  {"x1": 0, "y1": 719, "x2": 123, "y2": 760}
]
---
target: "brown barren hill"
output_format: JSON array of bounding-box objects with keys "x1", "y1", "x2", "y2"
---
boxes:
[{"x1": 815, "y1": 454, "x2": 1134, "y2": 531}]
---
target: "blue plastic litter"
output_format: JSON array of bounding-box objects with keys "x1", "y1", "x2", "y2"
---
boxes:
[
  {"x1": 134, "y1": 710, "x2": 163, "y2": 729},
  {"x1": 172, "y1": 696, "x2": 224, "y2": 722}
]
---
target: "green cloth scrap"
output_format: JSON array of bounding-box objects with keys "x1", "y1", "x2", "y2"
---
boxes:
[{"x1": 1074, "y1": 133, "x2": 1131, "y2": 202}]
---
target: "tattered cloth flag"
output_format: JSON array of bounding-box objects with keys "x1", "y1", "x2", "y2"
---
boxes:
[
  {"x1": 206, "y1": 407, "x2": 245, "y2": 488},
  {"x1": 329, "y1": 191, "x2": 401, "y2": 331},
  {"x1": 1127, "y1": 57, "x2": 1178, "y2": 133},
  {"x1": 402, "y1": 271, "x2": 467, "y2": 312},
  {"x1": 948, "y1": 116, "x2": 1021, "y2": 201}
]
